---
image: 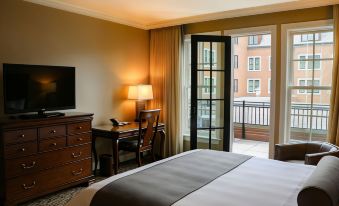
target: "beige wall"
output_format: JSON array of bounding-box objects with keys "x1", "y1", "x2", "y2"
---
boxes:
[
  {"x1": 0, "y1": 0, "x2": 150, "y2": 126},
  {"x1": 184, "y1": 6, "x2": 334, "y2": 145}
]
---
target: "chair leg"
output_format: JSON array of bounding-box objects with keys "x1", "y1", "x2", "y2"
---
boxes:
[
  {"x1": 137, "y1": 152, "x2": 142, "y2": 167},
  {"x1": 151, "y1": 150, "x2": 156, "y2": 162}
]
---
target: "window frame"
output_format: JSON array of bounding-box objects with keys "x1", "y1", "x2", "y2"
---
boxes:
[
  {"x1": 234, "y1": 55, "x2": 239, "y2": 69},
  {"x1": 280, "y1": 20, "x2": 333, "y2": 144},
  {"x1": 297, "y1": 53, "x2": 322, "y2": 70},
  {"x1": 247, "y1": 79, "x2": 261, "y2": 94},
  {"x1": 248, "y1": 35, "x2": 260, "y2": 45},
  {"x1": 203, "y1": 76, "x2": 216, "y2": 94},
  {"x1": 234, "y1": 79, "x2": 238, "y2": 92},
  {"x1": 296, "y1": 78, "x2": 321, "y2": 95},
  {"x1": 248, "y1": 56, "x2": 261, "y2": 71}
]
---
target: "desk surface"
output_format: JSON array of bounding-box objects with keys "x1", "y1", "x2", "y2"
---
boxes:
[{"x1": 93, "y1": 122, "x2": 165, "y2": 133}]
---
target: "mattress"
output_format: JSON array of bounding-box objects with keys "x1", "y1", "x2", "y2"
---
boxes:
[{"x1": 66, "y1": 149, "x2": 315, "y2": 206}]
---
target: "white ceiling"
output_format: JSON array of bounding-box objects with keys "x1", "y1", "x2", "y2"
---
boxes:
[{"x1": 25, "y1": 0, "x2": 339, "y2": 30}]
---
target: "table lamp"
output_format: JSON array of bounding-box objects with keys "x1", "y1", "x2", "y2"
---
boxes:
[{"x1": 128, "y1": 84, "x2": 153, "y2": 121}]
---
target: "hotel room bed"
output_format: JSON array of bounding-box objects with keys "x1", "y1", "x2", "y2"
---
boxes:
[{"x1": 66, "y1": 149, "x2": 337, "y2": 206}]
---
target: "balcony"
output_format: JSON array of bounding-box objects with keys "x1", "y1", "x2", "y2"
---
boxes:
[{"x1": 233, "y1": 101, "x2": 329, "y2": 142}]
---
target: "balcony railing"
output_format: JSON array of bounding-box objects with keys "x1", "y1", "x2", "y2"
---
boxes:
[
  {"x1": 189, "y1": 101, "x2": 330, "y2": 140},
  {"x1": 233, "y1": 101, "x2": 329, "y2": 139}
]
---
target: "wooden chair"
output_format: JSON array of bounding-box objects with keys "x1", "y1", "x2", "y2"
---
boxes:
[{"x1": 119, "y1": 109, "x2": 160, "y2": 166}]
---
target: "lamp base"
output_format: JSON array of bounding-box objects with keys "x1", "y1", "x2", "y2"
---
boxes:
[{"x1": 135, "y1": 100, "x2": 146, "y2": 122}]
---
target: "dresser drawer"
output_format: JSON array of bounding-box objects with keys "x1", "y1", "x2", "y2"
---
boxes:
[
  {"x1": 68, "y1": 121, "x2": 91, "y2": 134},
  {"x1": 5, "y1": 144, "x2": 91, "y2": 179},
  {"x1": 4, "y1": 142, "x2": 37, "y2": 159},
  {"x1": 68, "y1": 133, "x2": 91, "y2": 146},
  {"x1": 39, "y1": 125, "x2": 66, "y2": 139},
  {"x1": 5, "y1": 155, "x2": 42, "y2": 179},
  {"x1": 6, "y1": 158, "x2": 92, "y2": 201},
  {"x1": 3, "y1": 129, "x2": 37, "y2": 145},
  {"x1": 39, "y1": 137, "x2": 66, "y2": 152}
]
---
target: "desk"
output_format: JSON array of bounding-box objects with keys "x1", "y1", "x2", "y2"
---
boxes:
[{"x1": 92, "y1": 122, "x2": 165, "y2": 174}]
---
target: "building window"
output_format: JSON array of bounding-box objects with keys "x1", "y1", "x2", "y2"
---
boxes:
[
  {"x1": 286, "y1": 28, "x2": 333, "y2": 142},
  {"x1": 248, "y1": 57, "x2": 261, "y2": 71},
  {"x1": 233, "y1": 37, "x2": 239, "y2": 44},
  {"x1": 247, "y1": 79, "x2": 260, "y2": 93},
  {"x1": 298, "y1": 79, "x2": 320, "y2": 94},
  {"x1": 268, "y1": 78, "x2": 271, "y2": 94},
  {"x1": 301, "y1": 33, "x2": 320, "y2": 42},
  {"x1": 203, "y1": 76, "x2": 216, "y2": 94},
  {"x1": 248, "y1": 35, "x2": 260, "y2": 45},
  {"x1": 234, "y1": 79, "x2": 238, "y2": 92},
  {"x1": 203, "y1": 48, "x2": 217, "y2": 65},
  {"x1": 299, "y1": 54, "x2": 321, "y2": 70},
  {"x1": 269, "y1": 56, "x2": 272, "y2": 71},
  {"x1": 234, "y1": 55, "x2": 238, "y2": 69}
]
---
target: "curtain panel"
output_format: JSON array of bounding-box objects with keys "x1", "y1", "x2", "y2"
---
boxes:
[
  {"x1": 150, "y1": 26, "x2": 183, "y2": 156},
  {"x1": 328, "y1": 5, "x2": 339, "y2": 145}
]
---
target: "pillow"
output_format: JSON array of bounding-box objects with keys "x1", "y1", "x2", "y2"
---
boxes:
[{"x1": 298, "y1": 156, "x2": 339, "y2": 206}]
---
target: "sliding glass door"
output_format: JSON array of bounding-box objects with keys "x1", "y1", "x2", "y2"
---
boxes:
[{"x1": 190, "y1": 35, "x2": 231, "y2": 151}]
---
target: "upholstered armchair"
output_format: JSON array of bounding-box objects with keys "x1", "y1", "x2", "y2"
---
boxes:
[{"x1": 274, "y1": 142, "x2": 339, "y2": 165}]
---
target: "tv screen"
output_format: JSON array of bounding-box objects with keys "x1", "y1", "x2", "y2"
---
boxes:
[{"x1": 3, "y1": 64, "x2": 76, "y2": 114}]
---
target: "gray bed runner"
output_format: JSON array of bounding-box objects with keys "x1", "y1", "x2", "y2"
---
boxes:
[{"x1": 90, "y1": 150, "x2": 252, "y2": 206}]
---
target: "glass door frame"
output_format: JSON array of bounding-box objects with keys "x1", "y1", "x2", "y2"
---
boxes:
[
  {"x1": 190, "y1": 35, "x2": 232, "y2": 151},
  {"x1": 224, "y1": 25, "x2": 277, "y2": 158}
]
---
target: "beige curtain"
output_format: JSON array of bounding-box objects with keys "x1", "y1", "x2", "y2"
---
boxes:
[
  {"x1": 149, "y1": 26, "x2": 183, "y2": 156},
  {"x1": 328, "y1": 5, "x2": 339, "y2": 145}
]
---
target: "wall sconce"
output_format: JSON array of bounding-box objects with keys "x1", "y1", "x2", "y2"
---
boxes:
[{"x1": 128, "y1": 84, "x2": 153, "y2": 121}]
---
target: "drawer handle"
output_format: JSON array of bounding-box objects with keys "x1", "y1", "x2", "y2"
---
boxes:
[
  {"x1": 20, "y1": 134, "x2": 25, "y2": 138},
  {"x1": 77, "y1": 137, "x2": 83, "y2": 141},
  {"x1": 50, "y1": 130, "x2": 57, "y2": 134},
  {"x1": 50, "y1": 142, "x2": 57, "y2": 146},
  {"x1": 72, "y1": 168, "x2": 83, "y2": 176},
  {"x1": 21, "y1": 161, "x2": 36, "y2": 169},
  {"x1": 77, "y1": 126, "x2": 83, "y2": 129},
  {"x1": 22, "y1": 181, "x2": 36, "y2": 190},
  {"x1": 72, "y1": 152, "x2": 82, "y2": 158},
  {"x1": 20, "y1": 148, "x2": 26, "y2": 152}
]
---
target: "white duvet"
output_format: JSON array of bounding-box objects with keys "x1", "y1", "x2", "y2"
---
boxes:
[{"x1": 66, "y1": 150, "x2": 314, "y2": 206}]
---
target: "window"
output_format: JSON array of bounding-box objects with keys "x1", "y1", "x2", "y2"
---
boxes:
[
  {"x1": 203, "y1": 76, "x2": 216, "y2": 94},
  {"x1": 248, "y1": 35, "x2": 260, "y2": 45},
  {"x1": 233, "y1": 37, "x2": 239, "y2": 44},
  {"x1": 247, "y1": 79, "x2": 260, "y2": 93},
  {"x1": 285, "y1": 27, "x2": 333, "y2": 143},
  {"x1": 234, "y1": 79, "x2": 238, "y2": 92},
  {"x1": 298, "y1": 54, "x2": 321, "y2": 70},
  {"x1": 298, "y1": 79, "x2": 320, "y2": 94},
  {"x1": 268, "y1": 78, "x2": 271, "y2": 94},
  {"x1": 203, "y1": 48, "x2": 209, "y2": 63},
  {"x1": 248, "y1": 57, "x2": 261, "y2": 71},
  {"x1": 203, "y1": 48, "x2": 217, "y2": 65},
  {"x1": 301, "y1": 33, "x2": 320, "y2": 42},
  {"x1": 269, "y1": 56, "x2": 272, "y2": 71},
  {"x1": 234, "y1": 55, "x2": 238, "y2": 69}
]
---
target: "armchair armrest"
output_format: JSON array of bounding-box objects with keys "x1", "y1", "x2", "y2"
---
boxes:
[
  {"x1": 274, "y1": 143, "x2": 307, "y2": 161},
  {"x1": 305, "y1": 151, "x2": 339, "y2": 165}
]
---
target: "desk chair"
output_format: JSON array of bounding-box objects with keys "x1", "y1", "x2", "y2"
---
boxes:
[{"x1": 119, "y1": 109, "x2": 160, "y2": 166}]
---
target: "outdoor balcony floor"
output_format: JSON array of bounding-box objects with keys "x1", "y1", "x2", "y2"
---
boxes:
[{"x1": 232, "y1": 138, "x2": 269, "y2": 158}]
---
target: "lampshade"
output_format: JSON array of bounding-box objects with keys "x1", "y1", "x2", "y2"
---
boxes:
[{"x1": 128, "y1": 85, "x2": 153, "y2": 100}]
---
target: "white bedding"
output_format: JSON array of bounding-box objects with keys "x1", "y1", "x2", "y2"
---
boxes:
[{"x1": 66, "y1": 150, "x2": 314, "y2": 206}]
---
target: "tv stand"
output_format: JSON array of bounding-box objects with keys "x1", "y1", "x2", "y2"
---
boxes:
[{"x1": 18, "y1": 111, "x2": 65, "y2": 119}]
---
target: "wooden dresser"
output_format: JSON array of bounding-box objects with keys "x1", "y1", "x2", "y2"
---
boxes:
[{"x1": 0, "y1": 112, "x2": 94, "y2": 205}]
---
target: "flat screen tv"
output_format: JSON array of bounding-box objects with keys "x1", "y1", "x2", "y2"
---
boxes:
[{"x1": 3, "y1": 63, "x2": 75, "y2": 116}]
